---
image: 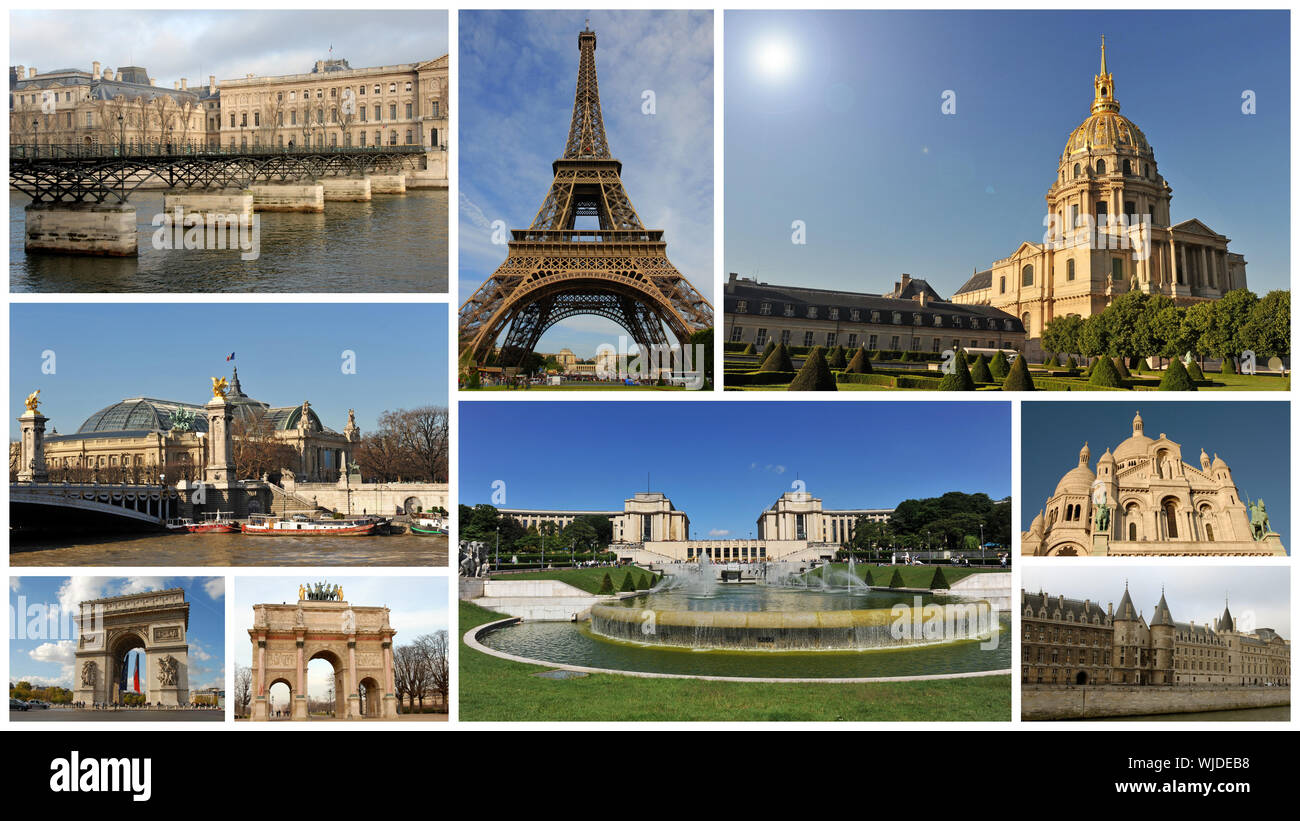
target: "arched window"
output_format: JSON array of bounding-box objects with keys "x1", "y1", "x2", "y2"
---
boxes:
[
  {"x1": 1022, "y1": 264, "x2": 1034, "y2": 286},
  {"x1": 1066, "y1": 259, "x2": 1075, "y2": 281},
  {"x1": 1163, "y1": 501, "x2": 1179, "y2": 539},
  {"x1": 1073, "y1": 163, "x2": 1081, "y2": 178},
  {"x1": 1122, "y1": 159, "x2": 1132, "y2": 175},
  {"x1": 1129, "y1": 522, "x2": 1137, "y2": 540},
  {"x1": 1096, "y1": 158, "x2": 1107, "y2": 174},
  {"x1": 1205, "y1": 523, "x2": 1214, "y2": 542},
  {"x1": 999, "y1": 276, "x2": 1006, "y2": 294}
]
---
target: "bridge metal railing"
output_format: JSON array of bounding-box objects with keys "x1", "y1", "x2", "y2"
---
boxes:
[
  {"x1": 10, "y1": 142, "x2": 427, "y2": 161},
  {"x1": 510, "y1": 228, "x2": 665, "y2": 243}
]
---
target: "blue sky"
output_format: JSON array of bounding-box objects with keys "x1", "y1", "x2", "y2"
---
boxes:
[
  {"x1": 1022, "y1": 566, "x2": 1289, "y2": 639},
  {"x1": 1021, "y1": 402, "x2": 1290, "y2": 544},
  {"x1": 232, "y1": 576, "x2": 447, "y2": 700},
  {"x1": 9, "y1": 576, "x2": 226, "y2": 690},
  {"x1": 8, "y1": 303, "x2": 447, "y2": 440},
  {"x1": 725, "y1": 10, "x2": 1290, "y2": 297},
  {"x1": 459, "y1": 10, "x2": 714, "y2": 357},
  {"x1": 10, "y1": 10, "x2": 447, "y2": 86},
  {"x1": 460, "y1": 401, "x2": 1010, "y2": 537}
]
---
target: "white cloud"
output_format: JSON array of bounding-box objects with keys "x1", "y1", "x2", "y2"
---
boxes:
[
  {"x1": 9, "y1": 578, "x2": 21, "y2": 592},
  {"x1": 28, "y1": 640, "x2": 77, "y2": 684},
  {"x1": 708, "y1": 529, "x2": 731, "y2": 537},
  {"x1": 204, "y1": 578, "x2": 225, "y2": 600}
]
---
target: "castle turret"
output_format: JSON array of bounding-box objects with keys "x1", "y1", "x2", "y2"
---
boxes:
[{"x1": 1150, "y1": 589, "x2": 1175, "y2": 684}]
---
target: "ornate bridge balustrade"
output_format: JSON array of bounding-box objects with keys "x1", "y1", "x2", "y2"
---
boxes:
[{"x1": 10, "y1": 482, "x2": 181, "y2": 526}]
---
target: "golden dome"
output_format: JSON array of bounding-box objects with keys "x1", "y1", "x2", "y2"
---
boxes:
[
  {"x1": 1061, "y1": 38, "x2": 1153, "y2": 161},
  {"x1": 1063, "y1": 110, "x2": 1151, "y2": 159}
]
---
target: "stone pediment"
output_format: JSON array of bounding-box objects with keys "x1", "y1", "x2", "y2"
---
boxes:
[
  {"x1": 999, "y1": 241, "x2": 1045, "y2": 263},
  {"x1": 1171, "y1": 219, "x2": 1225, "y2": 240}
]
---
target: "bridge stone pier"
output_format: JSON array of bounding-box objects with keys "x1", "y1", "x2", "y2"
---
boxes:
[
  {"x1": 319, "y1": 177, "x2": 372, "y2": 202},
  {"x1": 161, "y1": 190, "x2": 254, "y2": 221},
  {"x1": 248, "y1": 183, "x2": 325, "y2": 212},
  {"x1": 24, "y1": 202, "x2": 137, "y2": 256},
  {"x1": 369, "y1": 173, "x2": 407, "y2": 194}
]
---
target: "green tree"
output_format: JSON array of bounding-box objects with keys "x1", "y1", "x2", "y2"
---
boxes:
[
  {"x1": 1210, "y1": 288, "x2": 1259, "y2": 360},
  {"x1": 938, "y1": 349, "x2": 975, "y2": 391},
  {"x1": 1040, "y1": 315, "x2": 1084, "y2": 359},
  {"x1": 758, "y1": 342, "x2": 794, "y2": 373},
  {"x1": 844, "y1": 346, "x2": 873, "y2": 374},
  {"x1": 1240, "y1": 290, "x2": 1289, "y2": 359},
  {"x1": 1078, "y1": 313, "x2": 1111, "y2": 360},
  {"x1": 1089, "y1": 355, "x2": 1124, "y2": 388},
  {"x1": 1002, "y1": 355, "x2": 1035, "y2": 391},
  {"x1": 1159, "y1": 358, "x2": 1197, "y2": 391},
  {"x1": 788, "y1": 346, "x2": 838, "y2": 391}
]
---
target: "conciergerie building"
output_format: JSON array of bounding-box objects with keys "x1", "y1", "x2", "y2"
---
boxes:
[
  {"x1": 500, "y1": 490, "x2": 893, "y2": 563},
  {"x1": 1021, "y1": 586, "x2": 1289, "y2": 687}
]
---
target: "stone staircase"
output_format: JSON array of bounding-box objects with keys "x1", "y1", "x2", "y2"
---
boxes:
[{"x1": 266, "y1": 484, "x2": 328, "y2": 517}]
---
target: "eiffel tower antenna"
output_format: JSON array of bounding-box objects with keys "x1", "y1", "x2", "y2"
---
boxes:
[{"x1": 458, "y1": 25, "x2": 713, "y2": 373}]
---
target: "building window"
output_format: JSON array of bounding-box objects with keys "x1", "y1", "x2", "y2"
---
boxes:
[
  {"x1": 730, "y1": 326, "x2": 743, "y2": 342},
  {"x1": 1096, "y1": 158, "x2": 1107, "y2": 174},
  {"x1": 870, "y1": 311, "x2": 880, "y2": 323},
  {"x1": 804, "y1": 331, "x2": 815, "y2": 347},
  {"x1": 932, "y1": 338, "x2": 941, "y2": 353},
  {"x1": 735, "y1": 300, "x2": 747, "y2": 313},
  {"x1": 846, "y1": 333, "x2": 857, "y2": 347},
  {"x1": 759, "y1": 302, "x2": 771, "y2": 315},
  {"x1": 783, "y1": 304, "x2": 794, "y2": 317},
  {"x1": 829, "y1": 308, "x2": 839, "y2": 320},
  {"x1": 755, "y1": 328, "x2": 768, "y2": 346},
  {"x1": 890, "y1": 335, "x2": 900, "y2": 350},
  {"x1": 910, "y1": 337, "x2": 920, "y2": 351},
  {"x1": 1112, "y1": 257, "x2": 1124, "y2": 280},
  {"x1": 868, "y1": 335, "x2": 877, "y2": 350},
  {"x1": 780, "y1": 330, "x2": 792, "y2": 345},
  {"x1": 826, "y1": 332, "x2": 836, "y2": 346},
  {"x1": 807, "y1": 307, "x2": 818, "y2": 319},
  {"x1": 1022, "y1": 264, "x2": 1034, "y2": 286},
  {"x1": 1067, "y1": 259, "x2": 1075, "y2": 281},
  {"x1": 952, "y1": 316, "x2": 962, "y2": 328}
]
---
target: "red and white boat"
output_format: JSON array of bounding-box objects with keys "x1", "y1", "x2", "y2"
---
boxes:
[
  {"x1": 165, "y1": 511, "x2": 239, "y2": 534},
  {"x1": 241, "y1": 513, "x2": 378, "y2": 537}
]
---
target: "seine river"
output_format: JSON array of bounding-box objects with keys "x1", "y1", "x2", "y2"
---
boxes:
[
  {"x1": 10, "y1": 189, "x2": 448, "y2": 293},
  {"x1": 10, "y1": 532, "x2": 448, "y2": 567}
]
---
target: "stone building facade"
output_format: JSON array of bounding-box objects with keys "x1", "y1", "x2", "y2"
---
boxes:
[
  {"x1": 1022, "y1": 411, "x2": 1287, "y2": 556},
  {"x1": 10, "y1": 63, "x2": 207, "y2": 150},
  {"x1": 724, "y1": 273, "x2": 1025, "y2": 355},
  {"x1": 36, "y1": 367, "x2": 360, "y2": 483},
  {"x1": 10, "y1": 55, "x2": 448, "y2": 160},
  {"x1": 500, "y1": 489, "x2": 893, "y2": 562},
  {"x1": 952, "y1": 42, "x2": 1247, "y2": 350},
  {"x1": 1022, "y1": 586, "x2": 1289, "y2": 687}
]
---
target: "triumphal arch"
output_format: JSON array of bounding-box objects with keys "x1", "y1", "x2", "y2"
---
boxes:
[
  {"x1": 249, "y1": 583, "x2": 398, "y2": 720},
  {"x1": 73, "y1": 587, "x2": 190, "y2": 706}
]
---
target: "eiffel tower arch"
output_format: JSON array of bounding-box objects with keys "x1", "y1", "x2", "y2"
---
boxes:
[{"x1": 459, "y1": 25, "x2": 713, "y2": 372}]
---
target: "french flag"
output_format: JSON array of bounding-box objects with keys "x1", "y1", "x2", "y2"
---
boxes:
[
  {"x1": 132, "y1": 661, "x2": 140, "y2": 694},
  {"x1": 226, "y1": 352, "x2": 236, "y2": 362}
]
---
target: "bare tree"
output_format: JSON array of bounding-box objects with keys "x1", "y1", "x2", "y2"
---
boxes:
[
  {"x1": 232, "y1": 415, "x2": 300, "y2": 481},
  {"x1": 234, "y1": 665, "x2": 253, "y2": 717}
]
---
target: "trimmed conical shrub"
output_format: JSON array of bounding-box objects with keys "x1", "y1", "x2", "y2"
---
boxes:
[
  {"x1": 939, "y1": 350, "x2": 976, "y2": 391},
  {"x1": 760, "y1": 339, "x2": 777, "y2": 363},
  {"x1": 598, "y1": 573, "x2": 614, "y2": 594},
  {"x1": 1083, "y1": 358, "x2": 1096, "y2": 378},
  {"x1": 862, "y1": 569, "x2": 875, "y2": 586},
  {"x1": 1066, "y1": 355, "x2": 1078, "y2": 369},
  {"x1": 635, "y1": 573, "x2": 650, "y2": 590},
  {"x1": 888, "y1": 568, "x2": 906, "y2": 588},
  {"x1": 1159, "y1": 358, "x2": 1197, "y2": 391},
  {"x1": 788, "y1": 346, "x2": 838, "y2": 391},
  {"x1": 970, "y1": 353, "x2": 993, "y2": 383},
  {"x1": 1186, "y1": 359, "x2": 1204, "y2": 381},
  {"x1": 845, "y1": 346, "x2": 873, "y2": 374},
  {"x1": 828, "y1": 345, "x2": 848, "y2": 370},
  {"x1": 620, "y1": 572, "x2": 636, "y2": 592},
  {"x1": 758, "y1": 342, "x2": 794, "y2": 372},
  {"x1": 1220, "y1": 357, "x2": 1236, "y2": 375},
  {"x1": 1089, "y1": 355, "x2": 1124, "y2": 388},
  {"x1": 1112, "y1": 357, "x2": 1131, "y2": 379},
  {"x1": 740, "y1": 342, "x2": 755, "y2": 355},
  {"x1": 928, "y1": 567, "x2": 950, "y2": 590},
  {"x1": 989, "y1": 350, "x2": 1010, "y2": 380},
  {"x1": 1002, "y1": 355, "x2": 1035, "y2": 391},
  {"x1": 1136, "y1": 358, "x2": 1151, "y2": 373},
  {"x1": 1045, "y1": 353, "x2": 1060, "y2": 367}
]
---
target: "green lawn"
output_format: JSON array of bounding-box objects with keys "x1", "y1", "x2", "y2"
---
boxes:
[
  {"x1": 459, "y1": 602, "x2": 1011, "y2": 722},
  {"x1": 488, "y1": 566, "x2": 656, "y2": 594},
  {"x1": 807, "y1": 563, "x2": 1004, "y2": 588},
  {"x1": 472, "y1": 384, "x2": 687, "y2": 391}
]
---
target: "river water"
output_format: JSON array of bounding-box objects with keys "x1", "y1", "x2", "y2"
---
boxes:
[
  {"x1": 10, "y1": 531, "x2": 448, "y2": 567},
  {"x1": 10, "y1": 189, "x2": 448, "y2": 293}
]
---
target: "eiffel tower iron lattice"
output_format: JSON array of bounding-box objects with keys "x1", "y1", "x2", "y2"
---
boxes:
[{"x1": 458, "y1": 26, "x2": 713, "y2": 372}]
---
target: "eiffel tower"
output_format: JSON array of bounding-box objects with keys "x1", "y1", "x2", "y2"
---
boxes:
[{"x1": 459, "y1": 25, "x2": 713, "y2": 371}]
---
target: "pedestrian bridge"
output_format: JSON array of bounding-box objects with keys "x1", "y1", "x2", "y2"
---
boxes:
[
  {"x1": 10, "y1": 482, "x2": 180, "y2": 526},
  {"x1": 10, "y1": 143, "x2": 426, "y2": 203}
]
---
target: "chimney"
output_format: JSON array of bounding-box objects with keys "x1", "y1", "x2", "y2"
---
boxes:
[
  {"x1": 14, "y1": 65, "x2": 24, "y2": 81},
  {"x1": 29, "y1": 67, "x2": 38, "y2": 78},
  {"x1": 181, "y1": 77, "x2": 187, "y2": 90},
  {"x1": 918, "y1": 291, "x2": 929, "y2": 307},
  {"x1": 150, "y1": 78, "x2": 157, "y2": 86},
  {"x1": 105, "y1": 69, "x2": 115, "y2": 81},
  {"x1": 92, "y1": 61, "x2": 101, "y2": 78},
  {"x1": 208, "y1": 74, "x2": 215, "y2": 91},
  {"x1": 173, "y1": 80, "x2": 179, "y2": 89}
]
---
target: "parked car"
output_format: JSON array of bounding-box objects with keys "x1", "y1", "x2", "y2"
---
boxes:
[{"x1": 10, "y1": 698, "x2": 30, "y2": 711}]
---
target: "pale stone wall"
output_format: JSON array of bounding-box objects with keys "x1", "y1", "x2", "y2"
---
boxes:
[
  {"x1": 25, "y1": 203, "x2": 137, "y2": 256},
  {"x1": 248, "y1": 183, "x2": 324, "y2": 212},
  {"x1": 282, "y1": 480, "x2": 447, "y2": 516},
  {"x1": 1023, "y1": 685, "x2": 1290, "y2": 720}
]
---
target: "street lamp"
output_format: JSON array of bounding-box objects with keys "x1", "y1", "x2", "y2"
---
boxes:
[{"x1": 32, "y1": 119, "x2": 39, "y2": 157}]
